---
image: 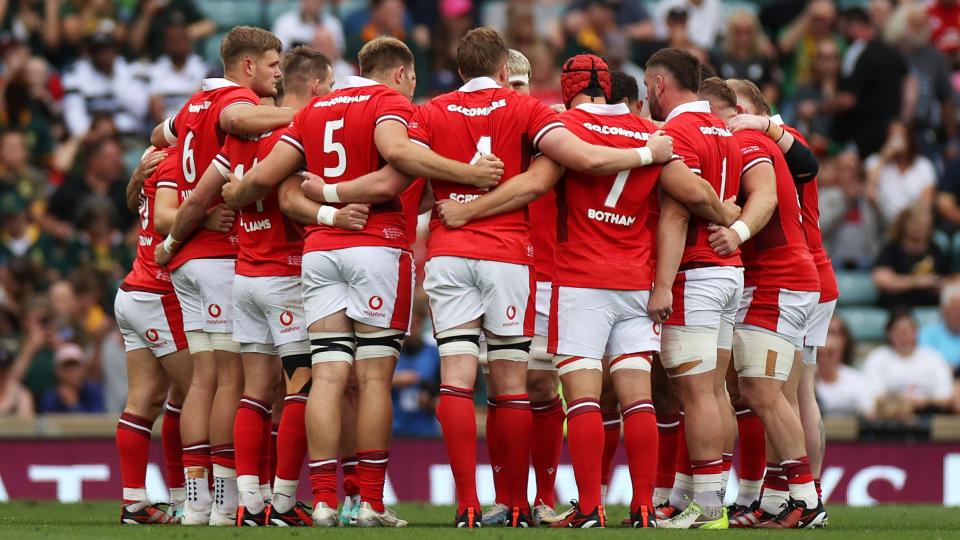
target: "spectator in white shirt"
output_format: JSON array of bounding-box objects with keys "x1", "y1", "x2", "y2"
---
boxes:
[
  {"x1": 146, "y1": 24, "x2": 208, "y2": 124},
  {"x1": 816, "y1": 315, "x2": 876, "y2": 419},
  {"x1": 272, "y1": 0, "x2": 345, "y2": 54},
  {"x1": 654, "y1": 0, "x2": 723, "y2": 51},
  {"x1": 863, "y1": 311, "x2": 955, "y2": 414},
  {"x1": 62, "y1": 31, "x2": 149, "y2": 137},
  {"x1": 865, "y1": 120, "x2": 937, "y2": 226}
]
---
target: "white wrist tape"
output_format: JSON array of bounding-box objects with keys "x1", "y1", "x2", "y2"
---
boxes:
[
  {"x1": 637, "y1": 146, "x2": 653, "y2": 166},
  {"x1": 730, "y1": 220, "x2": 751, "y2": 243},
  {"x1": 322, "y1": 183, "x2": 341, "y2": 203},
  {"x1": 317, "y1": 205, "x2": 337, "y2": 226},
  {"x1": 163, "y1": 234, "x2": 180, "y2": 252}
]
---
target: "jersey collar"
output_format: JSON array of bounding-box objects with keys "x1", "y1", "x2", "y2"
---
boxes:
[
  {"x1": 664, "y1": 100, "x2": 711, "y2": 123},
  {"x1": 574, "y1": 102, "x2": 630, "y2": 116},
  {"x1": 459, "y1": 76, "x2": 501, "y2": 93},
  {"x1": 338, "y1": 75, "x2": 381, "y2": 89},
  {"x1": 770, "y1": 114, "x2": 784, "y2": 126},
  {"x1": 202, "y1": 78, "x2": 240, "y2": 91}
]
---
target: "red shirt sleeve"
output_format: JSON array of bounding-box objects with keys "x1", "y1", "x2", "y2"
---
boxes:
[
  {"x1": 375, "y1": 92, "x2": 416, "y2": 128},
  {"x1": 407, "y1": 104, "x2": 431, "y2": 147},
  {"x1": 215, "y1": 87, "x2": 258, "y2": 125},
  {"x1": 279, "y1": 108, "x2": 306, "y2": 155},
  {"x1": 665, "y1": 123, "x2": 701, "y2": 174},
  {"x1": 154, "y1": 151, "x2": 179, "y2": 190},
  {"x1": 522, "y1": 95, "x2": 564, "y2": 150},
  {"x1": 738, "y1": 131, "x2": 774, "y2": 174}
]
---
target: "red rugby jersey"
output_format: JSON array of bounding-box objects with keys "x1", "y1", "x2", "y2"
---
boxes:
[
  {"x1": 281, "y1": 76, "x2": 413, "y2": 253},
  {"x1": 735, "y1": 130, "x2": 819, "y2": 291},
  {"x1": 216, "y1": 128, "x2": 304, "y2": 277},
  {"x1": 166, "y1": 78, "x2": 252, "y2": 270},
  {"x1": 774, "y1": 116, "x2": 839, "y2": 302},
  {"x1": 662, "y1": 101, "x2": 743, "y2": 268},
  {"x1": 529, "y1": 191, "x2": 557, "y2": 283},
  {"x1": 552, "y1": 103, "x2": 661, "y2": 290},
  {"x1": 407, "y1": 76, "x2": 563, "y2": 265},
  {"x1": 123, "y1": 149, "x2": 178, "y2": 293}
]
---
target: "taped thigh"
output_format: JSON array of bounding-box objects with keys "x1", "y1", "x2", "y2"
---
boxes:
[
  {"x1": 436, "y1": 327, "x2": 481, "y2": 357},
  {"x1": 210, "y1": 333, "x2": 241, "y2": 353},
  {"x1": 310, "y1": 332, "x2": 356, "y2": 364},
  {"x1": 607, "y1": 352, "x2": 654, "y2": 374},
  {"x1": 241, "y1": 342, "x2": 277, "y2": 355},
  {"x1": 356, "y1": 329, "x2": 405, "y2": 360},
  {"x1": 280, "y1": 340, "x2": 312, "y2": 393},
  {"x1": 732, "y1": 326, "x2": 795, "y2": 381},
  {"x1": 660, "y1": 325, "x2": 718, "y2": 377},
  {"x1": 554, "y1": 355, "x2": 603, "y2": 376},
  {"x1": 186, "y1": 330, "x2": 213, "y2": 354},
  {"x1": 527, "y1": 335, "x2": 556, "y2": 371},
  {"x1": 485, "y1": 334, "x2": 531, "y2": 362}
]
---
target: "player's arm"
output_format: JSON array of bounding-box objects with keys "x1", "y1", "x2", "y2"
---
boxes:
[
  {"x1": 658, "y1": 160, "x2": 740, "y2": 226},
  {"x1": 153, "y1": 187, "x2": 179, "y2": 235},
  {"x1": 220, "y1": 104, "x2": 296, "y2": 136},
  {"x1": 418, "y1": 182, "x2": 435, "y2": 214},
  {"x1": 707, "y1": 162, "x2": 778, "y2": 257},
  {"x1": 222, "y1": 143, "x2": 305, "y2": 209},
  {"x1": 727, "y1": 114, "x2": 819, "y2": 184},
  {"x1": 150, "y1": 116, "x2": 177, "y2": 148},
  {"x1": 126, "y1": 149, "x2": 165, "y2": 213},
  {"x1": 436, "y1": 156, "x2": 565, "y2": 228},
  {"x1": 537, "y1": 127, "x2": 674, "y2": 175},
  {"x1": 648, "y1": 192, "x2": 689, "y2": 323},
  {"x1": 301, "y1": 166, "x2": 412, "y2": 204},
  {"x1": 375, "y1": 121, "x2": 503, "y2": 189},
  {"x1": 165, "y1": 163, "x2": 230, "y2": 242},
  {"x1": 277, "y1": 174, "x2": 369, "y2": 230}
]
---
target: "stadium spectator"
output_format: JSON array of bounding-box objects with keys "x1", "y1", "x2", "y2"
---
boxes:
[
  {"x1": 392, "y1": 295, "x2": 441, "y2": 437},
  {"x1": 781, "y1": 38, "x2": 840, "y2": 155},
  {"x1": 819, "y1": 151, "x2": 882, "y2": 269},
  {"x1": 310, "y1": 25, "x2": 357, "y2": 87},
  {"x1": 936, "y1": 156, "x2": 960, "y2": 234},
  {"x1": 653, "y1": 0, "x2": 722, "y2": 51},
  {"x1": 0, "y1": 130, "x2": 47, "y2": 209},
  {"x1": 562, "y1": 0, "x2": 628, "y2": 61},
  {"x1": 827, "y1": 6, "x2": 908, "y2": 158},
  {"x1": 128, "y1": 0, "x2": 214, "y2": 60},
  {"x1": 61, "y1": 30, "x2": 148, "y2": 137},
  {"x1": 712, "y1": 10, "x2": 779, "y2": 106},
  {"x1": 429, "y1": 0, "x2": 475, "y2": 92},
  {"x1": 343, "y1": 0, "x2": 430, "y2": 96},
  {"x1": 0, "y1": 346, "x2": 33, "y2": 418},
  {"x1": 919, "y1": 284, "x2": 960, "y2": 369},
  {"x1": 145, "y1": 23, "x2": 206, "y2": 123},
  {"x1": 37, "y1": 342, "x2": 103, "y2": 414},
  {"x1": 59, "y1": 2, "x2": 121, "y2": 63},
  {"x1": 272, "y1": 0, "x2": 345, "y2": 53},
  {"x1": 0, "y1": 0, "x2": 62, "y2": 62},
  {"x1": 1, "y1": 54, "x2": 61, "y2": 166},
  {"x1": 865, "y1": 121, "x2": 937, "y2": 226},
  {"x1": 894, "y1": 6, "x2": 957, "y2": 162},
  {"x1": 863, "y1": 311, "x2": 955, "y2": 417},
  {"x1": 816, "y1": 315, "x2": 875, "y2": 419},
  {"x1": 927, "y1": 0, "x2": 960, "y2": 64},
  {"x1": 873, "y1": 204, "x2": 948, "y2": 310},
  {"x1": 47, "y1": 137, "x2": 132, "y2": 233},
  {"x1": 640, "y1": 6, "x2": 706, "y2": 65},
  {"x1": 776, "y1": 0, "x2": 842, "y2": 96},
  {"x1": 564, "y1": 0, "x2": 654, "y2": 50},
  {"x1": 0, "y1": 192, "x2": 70, "y2": 279}
]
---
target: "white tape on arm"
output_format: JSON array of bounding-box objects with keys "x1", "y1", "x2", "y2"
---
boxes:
[
  {"x1": 636, "y1": 146, "x2": 653, "y2": 166},
  {"x1": 730, "y1": 220, "x2": 751, "y2": 243},
  {"x1": 322, "y1": 183, "x2": 341, "y2": 203},
  {"x1": 317, "y1": 205, "x2": 337, "y2": 226}
]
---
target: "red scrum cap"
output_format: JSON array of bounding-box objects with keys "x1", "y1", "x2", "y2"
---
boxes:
[{"x1": 560, "y1": 54, "x2": 612, "y2": 108}]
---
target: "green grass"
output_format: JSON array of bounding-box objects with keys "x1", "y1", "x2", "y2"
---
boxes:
[{"x1": 1, "y1": 502, "x2": 959, "y2": 538}]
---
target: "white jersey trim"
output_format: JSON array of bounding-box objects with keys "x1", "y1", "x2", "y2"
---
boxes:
[
  {"x1": 575, "y1": 102, "x2": 630, "y2": 116},
  {"x1": 202, "y1": 77, "x2": 240, "y2": 91},
  {"x1": 742, "y1": 156, "x2": 774, "y2": 174},
  {"x1": 664, "y1": 100, "x2": 711, "y2": 124}
]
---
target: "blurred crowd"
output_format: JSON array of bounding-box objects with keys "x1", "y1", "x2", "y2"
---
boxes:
[{"x1": 2, "y1": 0, "x2": 960, "y2": 430}]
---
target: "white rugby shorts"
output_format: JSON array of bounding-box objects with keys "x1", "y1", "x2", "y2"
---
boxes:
[
  {"x1": 233, "y1": 275, "x2": 308, "y2": 347},
  {"x1": 664, "y1": 266, "x2": 744, "y2": 349},
  {"x1": 171, "y1": 258, "x2": 236, "y2": 333},
  {"x1": 736, "y1": 286, "x2": 820, "y2": 346},
  {"x1": 529, "y1": 281, "x2": 554, "y2": 371},
  {"x1": 114, "y1": 288, "x2": 188, "y2": 357},
  {"x1": 423, "y1": 256, "x2": 533, "y2": 337},
  {"x1": 301, "y1": 247, "x2": 413, "y2": 331}
]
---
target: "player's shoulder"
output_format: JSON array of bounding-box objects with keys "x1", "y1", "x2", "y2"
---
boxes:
[{"x1": 734, "y1": 129, "x2": 775, "y2": 152}]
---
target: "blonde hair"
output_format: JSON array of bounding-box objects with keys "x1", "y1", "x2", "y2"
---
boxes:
[
  {"x1": 507, "y1": 49, "x2": 531, "y2": 78},
  {"x1": 726, "y1": 78, "x2": 772, "y2": 116}
]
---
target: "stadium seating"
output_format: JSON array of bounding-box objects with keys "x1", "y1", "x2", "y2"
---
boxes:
[
  {"x1": 836, "y1": 270, "x2": 878, "y2": 306},
  {"x1": 203, "y1": 32, "x2": 230, "y2": 66},
  {"x1": 200, "y1": 0, "x2": 264, "y2": 29},
  {"x1": 838, "y1": 306, "x2": 888, "y2": 342}
]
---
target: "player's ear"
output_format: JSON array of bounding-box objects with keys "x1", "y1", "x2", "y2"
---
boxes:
[
  {"x1": 242, "y1": 55, "x2": 254, "y2": 78},
  {"x1": 736, "y1": 104, "x2": 745, "y2": 114},
  {"x1": 395, "y1": 65, "x2": 405, "y2": 85}
]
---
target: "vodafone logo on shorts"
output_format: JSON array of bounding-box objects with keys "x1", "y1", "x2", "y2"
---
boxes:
[
  {"x1": 280, "y1": 311, "x2": 294, "y2": 327},
  {"x1": 506, "y1": 305, "x2": 517, "y2": 321},
  {"x1": 369, "y1": 296, "x2": 384, "y2": 311},
  {"x1": 145, "y1": 329, "x2": 160, "y2": 343},
  {"x1": 208, "y1": 304, "x2": 222, "y2": 319},
  {"x1": 653, "y1": 322, "x2": 661, "y2": 336}
]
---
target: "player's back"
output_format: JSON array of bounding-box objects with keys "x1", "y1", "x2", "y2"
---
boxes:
[
  {"x1": 663, "y1": 106, "x2": 742, "y2": 267},
  {"x1": 283, "y1": 77, "x2": 412, "y2": 252},
  {"x1": 408, "y1": 77, "x2": 562, "y2": 265},
  {"x1": 735, "y1": 130, "x2": 817, "y2": 291},
  {"x1": 125, "y1": 149, "x2": 178, "y2": 292},
  {"x1": 554, "y1": 104, "x2": 661, "y2": 290}
]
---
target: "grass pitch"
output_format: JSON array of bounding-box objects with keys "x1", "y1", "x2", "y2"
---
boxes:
[{"x1": 1, "y1": 502, "x2": 959, "y2": 539}]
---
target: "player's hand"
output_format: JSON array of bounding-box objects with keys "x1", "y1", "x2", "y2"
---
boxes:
[
  {"x1": 332, "y1": 203, "x2": 370, "y2": 231},
  {"x1": 300, "y1": 171, "x2": 327, "y2": 202},
  {"x1": 436, "y1": 198, "x2": 473, "y2": 228},
  {"x1": 647, "y1": 286, "x2": 673, "y2": 324},
  {"x1": 154, "y1": 243, "x2": 173, "y2": 267},
  {"x1": 204, "y1": 204, "x2": 236, "y2": 233},
  {"x1": 707, "y1": 223, "x2": 742, "y2": 256},
  {"x1": 221, "y1": 173, "x2": 243, "y2": 209},
  {"x1": 720, "y1": 196, "x2": 741, "y2": 226},
  {"x1": 647, "y1": 131, "x2": 674, "y2": 164},
  {"x1": 132, "y1": 149, "x2": 165, "y2": 184},
  {"x1": 727, "y1": 114, "x2": 770, "y2": 134},
  {"x1": 466, "y1": 154, "x2": 504, "y2": 190}
]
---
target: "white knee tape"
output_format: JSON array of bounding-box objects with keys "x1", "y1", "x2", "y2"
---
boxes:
[
  {"x1": 310, "y1": 332, "x2": 356, "y2": 364},
  {"x1": 186, "y1": 331, "x2": 213, "y2": 354},
  {"x1": 527, "y1": 335, "x2": 556, "y2": 371},
  {"x1": 486, "y1": 335, "x2": 531, "y2": 362},
  {"x1": 210, "y1": 333, "x2": 241, "y2": 353},
  {"x1": 356, "y1": 329, "x2": 404, "y2": 360},
  {"x1": 278, "y1": 340, "x2": 310, "y2": 358},
  {"x1": 660, "y1": 325, "x2": 718, "y2": 377},
  {"x1": 241, "y1": 342, "x2": 277, "y2": 355},
  {"x1": 801, "y1": 345, "x2": 817, "y2": 366},
  {"x1": 732, "y1": 326, "x2": 795, "y2": 381},
  {"x1": 718, "y1": 318, "x2": 734, "y2": 350},
  {"x1": 608, "y1": 352, "x2": 654, "y2": 373},
  {"x1": 436, "y1": 328, "x2": 481, "y2": 357},
  {"x1": 554, "y1": 355, "x2": 602, "y2": 376}
]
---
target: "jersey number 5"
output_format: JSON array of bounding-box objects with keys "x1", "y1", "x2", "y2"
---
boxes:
[{"x1": 324, "y1": 119, "x2": 346, "y2": 178}]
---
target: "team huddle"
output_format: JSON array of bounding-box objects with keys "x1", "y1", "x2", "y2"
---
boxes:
[{"x1": 112, "y1": 23, "x2": 838, "y2": 530}]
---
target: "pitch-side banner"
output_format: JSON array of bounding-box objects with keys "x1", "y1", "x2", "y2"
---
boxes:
[{"x1": 0, "y1": 439, "x2": 958, "y2": 505}]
